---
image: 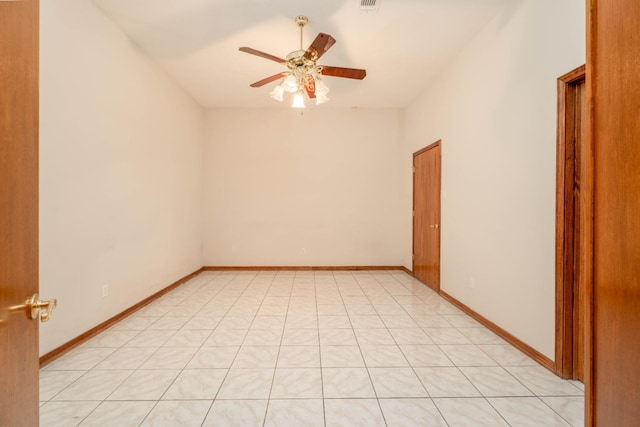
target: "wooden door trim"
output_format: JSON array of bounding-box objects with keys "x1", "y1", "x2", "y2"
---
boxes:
[
  {"x1": 412, "y1": 140, "x2": 441, "y2": 277},
  {"x1": 413, "y1": 140, "x2": 441, "y2": 158},
  {"x1": 585, "y1": 4, "x2": 596, "y2": 425},
  {"x1": 554, "y1": 64, "x2": 587, "y2": 379},
  {"x1": 203, "y1": 266, "x2": 409, "y2": 271}
]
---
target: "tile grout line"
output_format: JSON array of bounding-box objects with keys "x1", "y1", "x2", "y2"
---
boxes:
[
  {"x1": 343, "y1": 272, "x2": 389, "y2": 426},
  {"x1": 318, "y1": 272, "x2": 328, "y2": 427},
  {"x1": 197, "y1": 270, "x2": 256, "y2": 426},
  {"x1": 143, "y1": 271, "x2": 230, "y2": 427},
  {"x1": 261, "y1": 272, "x2": 293, "y2": 427},
  {"x1": 50, "y1": 275, "x2": 221, "y2": 425},
  {"x1": 363, "y1": 273, "x2": 452, "y2": 426},
  {"x1": 55, "y1": 276, "x2": 215, "y2": 425}
]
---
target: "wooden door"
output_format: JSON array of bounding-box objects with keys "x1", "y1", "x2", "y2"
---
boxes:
[
  {"x1": 588, "y1": 0, "x2": 640, "y2": 425},
  {"x1": 413, "y1": 141, "x2": 441, "y2": 291},
  {"x1": 555, "y1": 66, "x2": 586, "y2": 382},
  {"x1": 0, "y1": 0, "x2": 40, "y2": 425}
]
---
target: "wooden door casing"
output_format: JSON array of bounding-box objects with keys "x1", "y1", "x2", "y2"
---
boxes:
[
  {"x1": 555, "y1": 65, "x2": 586, "y2": 382},
  {"x1": 0, "y1": 0, "x2": 40, "y2": 425},
  {"x1": 573, "y1": 79, "x2": 586, "y2": 382},
  {"x1": 413, "y1": 141, "x2": 442, "y2": 292}
]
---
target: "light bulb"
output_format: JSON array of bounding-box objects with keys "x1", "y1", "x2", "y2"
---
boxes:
[
  {"x1": 269, "y1": 84, "x2": 284, "y2": 102},
  {"x1": 292, "y1": 92, "x2": 305, "y2": 108}
]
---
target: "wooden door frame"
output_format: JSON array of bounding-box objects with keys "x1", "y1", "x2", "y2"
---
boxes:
[
  {"x1": 555, "y1": 65, "x2": 590, "y2": 379},
  {"x1": 412, "y1": 140, "x2": 442, "y2": 290}
]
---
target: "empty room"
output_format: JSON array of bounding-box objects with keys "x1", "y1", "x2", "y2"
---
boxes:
[{"x1": 2, "y1": 0, "x2": 639, "y2": 426}]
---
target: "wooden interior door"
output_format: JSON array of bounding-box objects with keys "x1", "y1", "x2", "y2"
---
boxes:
[
  {"x1": 413, "y1": 141, "x2": 442, "y2": 291},
  {"x1": 0, "y1": 0, "x2": 40, "y2": 425},
  {"x1": 555, "y1": 66, "x2": 586, "y2": 382},
  {"x1": 588, "y1": 0, "x2": 640, "y2": 425}
]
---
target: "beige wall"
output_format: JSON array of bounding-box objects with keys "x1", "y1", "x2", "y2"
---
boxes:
[
  {"x1": 401, "y1": 0, "x2": 585, "y2": 358},
  {"x1": 39, "y1": 0, "x2": 204, "y2": 355},
  {"x1": 202, "y1": 108, "x2": 405, "y2": 267}
]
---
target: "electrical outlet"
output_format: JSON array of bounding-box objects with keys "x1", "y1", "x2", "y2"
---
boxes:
[
  {"x1": 102, "y1": 284, "x2": 109, "y2": 297},
  {"x1": 232, "y1": 246, "x2": 237, "y2": 253},
  {"x1": 301, "y1": 248, "x2": 306, "y2": 255},
  {"x1": 469, "y1": 277, "x2": 476, "y2": 289}
]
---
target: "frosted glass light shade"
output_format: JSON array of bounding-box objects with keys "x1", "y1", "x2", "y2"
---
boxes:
[
  {"x1": 316, "y1": 91, "x2": 330, "y2": 105},
  {"x1": 315, "y1": 78, "x2": 329, "y2": 95},
  {"x1": 292, "y1": 92, "x2": 305, "y2": 108},
  {"x1": 269, "y1": 84, "x2": 284, "y2": 102},
  {"x1": 283, "y1": 74, "x2": 298, "y2": 93}
]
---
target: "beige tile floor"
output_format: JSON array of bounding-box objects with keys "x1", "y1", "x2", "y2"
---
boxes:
[{"x1": 39, "y1": 270, "x2": 584, "y2": 426}]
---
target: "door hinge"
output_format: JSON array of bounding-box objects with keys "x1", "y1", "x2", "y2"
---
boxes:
[
  {"x1": 412, "y1": 210, "x2": 415, "y2": 217},
  {"x1": 412, "y1": 253, "x2": 415, "y2": 260},
  {"x1": 412, "y1": 166, "x2": 416, "y2": 173}
]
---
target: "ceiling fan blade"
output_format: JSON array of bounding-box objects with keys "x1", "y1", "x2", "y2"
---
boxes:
[
  {"x1": 250, "y1": 72, "x2": 287, "y2": 88},
  {"x1": 305, "y1": 79, "x2": 316, "y2": 98},
  {"x1": 321, "y1": 66, "x2": 367, "y2": 80},
  {"x1": 239, "y1": 47, "x2": 286, "y2": 64},
  {"x1": 304, "y1": 33, "x2": 336, "y2": 61}
]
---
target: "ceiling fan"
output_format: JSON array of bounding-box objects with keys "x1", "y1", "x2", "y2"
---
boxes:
[{"x1": 239, "y1": 15, "x2": 367, "y2": 107}]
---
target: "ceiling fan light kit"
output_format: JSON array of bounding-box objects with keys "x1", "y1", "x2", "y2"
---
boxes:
[{"x1": 239, "y1": 15, "x2": 366, "y2": 108}]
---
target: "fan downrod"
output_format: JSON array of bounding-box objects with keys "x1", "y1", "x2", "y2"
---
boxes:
[{"x1": 291, "y1": 15, "x2": 309, "y2": 58}]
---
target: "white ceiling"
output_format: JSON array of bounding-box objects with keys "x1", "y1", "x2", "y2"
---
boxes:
[{"x1": 91, "y1": 0, "x2": 507, "y2": 109}]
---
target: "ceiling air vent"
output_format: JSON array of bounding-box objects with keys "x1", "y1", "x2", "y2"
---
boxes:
[{"x1": 359, "y1": 0, "x2": 381, "y2": 13}]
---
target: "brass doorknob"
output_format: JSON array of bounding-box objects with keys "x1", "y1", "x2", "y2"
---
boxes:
[
  {"x1": 430, "y1": 224, "x2": 440, "y2": 229},
  {"x1": 10, "y1": 294, "x2": 57, "y2": 322}
]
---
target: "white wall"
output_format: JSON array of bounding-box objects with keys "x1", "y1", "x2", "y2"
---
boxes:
[
  {"x1": 401, "y1": 0, "x2": 585, "y2": 358},
  {"x1": 202, "y1": 108, "x2": 405, "y2": 267},
  {"x1": 39, "y1": 0, "x2": 204, "y2": 355}
]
